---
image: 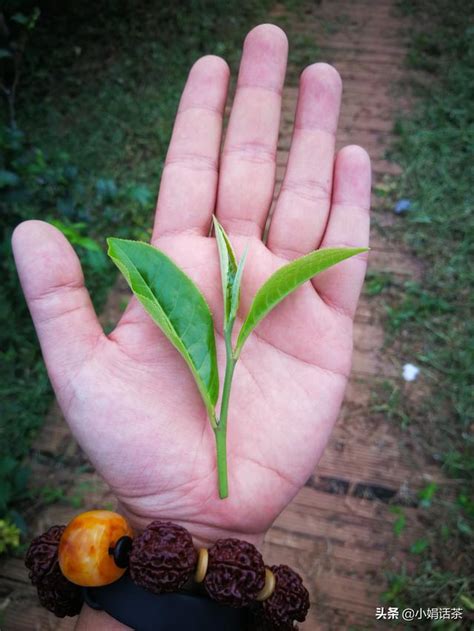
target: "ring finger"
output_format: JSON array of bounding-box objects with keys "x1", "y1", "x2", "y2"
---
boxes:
[{"x1": 267, "y1": 63, "x2": 342, "y2": 259}]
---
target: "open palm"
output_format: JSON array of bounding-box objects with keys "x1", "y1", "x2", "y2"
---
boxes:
[{"x1": 13, "y1": 25, "x2": 370, "y2": 546}]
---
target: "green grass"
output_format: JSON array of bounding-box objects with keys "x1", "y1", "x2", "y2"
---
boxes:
[{"x1": 379, "y1": 0, "x2": 474, "y2": 621}]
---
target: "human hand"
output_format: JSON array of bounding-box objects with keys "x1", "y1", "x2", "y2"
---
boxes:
[{"x1": 12, "y1": 25, "x2": 370, "y2": 547}]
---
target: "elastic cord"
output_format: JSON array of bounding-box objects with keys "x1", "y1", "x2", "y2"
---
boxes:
[{"x1": 84, "y1": 572, "x2": 249, "y2": 631}]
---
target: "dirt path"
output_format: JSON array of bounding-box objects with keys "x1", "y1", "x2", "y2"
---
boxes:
[{"x1": 0, "y1": 1, "x2": 437, "y2": 629}]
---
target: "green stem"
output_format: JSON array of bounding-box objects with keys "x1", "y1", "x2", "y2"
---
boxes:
[
  {"x1": 215, "y1": 426, "x2": 228, "y2": 499},
  {"x1": 215, "y1": 324, "x2": 236, "y2": 499}
]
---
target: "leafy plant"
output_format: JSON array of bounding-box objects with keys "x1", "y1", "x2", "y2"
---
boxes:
[
  {"x1": 382, "y1": 570, "x2": 408, "y2": 603},
  {"x1": 364, "y1": 271, "x2": 392, "y2": 296},
  {"x1": 108, "y1": 218, "x2": 366, "y2": 498},
  {"x1": 0, "y1": 518, "x2": 21, "y2": 554},
  {"x1": 40, "y1": 486, "x2": 67, "y2": 506},
  {"x1": 409, "y1": 538, "x2": 429, "y2": 554},
  {"x1": 390, "y1": 506, "x2": 407, "y2": 537},
  {"x1": 418, "y1": 482, "x2": 438, "y2": 508},
  {"x1": 0, "y1": 456, "x2": 30, "y2": 516},
  {"x1": 0, "y1": 5, "x2": 40, "y2": 127}
]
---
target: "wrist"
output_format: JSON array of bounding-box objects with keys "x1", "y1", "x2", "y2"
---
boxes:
[
  {"x1": 76, "y1": 604, "x2": 130, "y2": 630},
  {"x1": 116, "y1": 502, "x2": 266, "y2": 549}
]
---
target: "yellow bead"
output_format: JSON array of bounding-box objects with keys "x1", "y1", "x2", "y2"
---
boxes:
[
  {"x1": 194, "y1": 548, "x2": 208, "y2": 583},
  {"x1": 58, "y1": 510, "x2": 133, "y2": 587},
  {"x1": 255, "y1": 567, "x2": 276, "y2": 601}
]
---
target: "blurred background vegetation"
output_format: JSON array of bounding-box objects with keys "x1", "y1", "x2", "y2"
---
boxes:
[{"x1": 1, "y1": 0, "x2": 473, "y2": 625}]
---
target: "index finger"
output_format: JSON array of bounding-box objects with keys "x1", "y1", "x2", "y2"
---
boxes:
[{"x1": 152, "y1": 55, "x2": 229, "y2": 240}]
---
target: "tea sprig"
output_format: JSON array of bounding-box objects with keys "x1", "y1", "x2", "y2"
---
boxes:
[{"x1": 108, "y1": 218, "x2": 367, "y2": 499}]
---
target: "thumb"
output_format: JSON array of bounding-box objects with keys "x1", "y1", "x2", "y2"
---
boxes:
[{"x1": 12, "y1": 220, "x2": 105, "y2": 394}]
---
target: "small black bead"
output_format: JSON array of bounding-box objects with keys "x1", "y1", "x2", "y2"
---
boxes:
[{"x1": 110, "y1": 536, "x2": 133, "y2": 569}]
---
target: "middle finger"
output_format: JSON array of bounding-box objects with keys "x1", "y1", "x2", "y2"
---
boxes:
[{"x1": 216, "y1": 25, "x2": 288, "y2": 239}]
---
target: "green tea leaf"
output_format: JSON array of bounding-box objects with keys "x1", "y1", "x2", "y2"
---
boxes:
[
  {"x1": 230, "y1": 244, "x2": 248, "y2": 322},
  {"x1": 235, "y1": 247, "x2": 368, "y2": 355},
  {"x1": 213, "y1": 217, "x2": 248, "y2": 327},
  {"x1": 107, "y1": 238, "x2": 219, "y2": 418},
  {"x1": 213, "y1": 217, "x2": 237, "y2": 326}
]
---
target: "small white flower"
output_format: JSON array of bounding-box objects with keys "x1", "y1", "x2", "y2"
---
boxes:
[{"x1": 403, "y1": 363, "x2": 420, "y2": 382}]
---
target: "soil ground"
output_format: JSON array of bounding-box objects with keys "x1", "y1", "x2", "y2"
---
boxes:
[{"x1": 0, "y1": 1, "x2": 440, "y2": 629}]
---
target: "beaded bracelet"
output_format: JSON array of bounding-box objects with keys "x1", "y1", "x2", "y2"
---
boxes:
[{"x1": 25, "y1": 510, "x2": 310, "y2": 630}]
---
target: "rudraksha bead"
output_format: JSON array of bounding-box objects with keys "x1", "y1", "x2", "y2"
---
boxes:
[
  {"x1": 25, "y1": 525, "x2": 65, "y2": 585},
  {"x1": 36, "y1": 564, "x2": 84, "y2": 617},
  {"x1": 203, "y1": 538, "x2": 265, "y2": 607},
  {"x1": 261, "y1": 564, "x2": 310, "y2": 629},
  {"x1": 129, "y1": 520, "x2": 197, "y2": 594},
  {"x1": 25, "y1": 524, "x2": 83, "y2": 617}
]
